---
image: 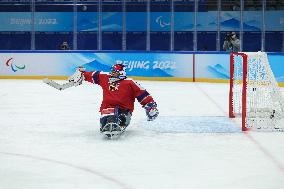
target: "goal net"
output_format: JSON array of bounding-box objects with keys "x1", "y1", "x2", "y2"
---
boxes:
[{"x1": 229, "y1": 51, "x2": 284, "y2": 131}]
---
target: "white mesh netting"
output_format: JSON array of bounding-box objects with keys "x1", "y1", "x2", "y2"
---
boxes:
[{"x1": 232, "y1": 52, "x2": 284, "y2": 131}]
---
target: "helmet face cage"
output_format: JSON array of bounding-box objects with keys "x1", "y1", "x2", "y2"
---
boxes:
[{"x1": 110, "y1": 64, "x2": 126, "y2": 80}]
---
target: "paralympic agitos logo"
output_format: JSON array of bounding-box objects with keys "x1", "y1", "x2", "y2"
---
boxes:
[{"x1": 5, "y1": 58, "x2": 26, "y2": 72}]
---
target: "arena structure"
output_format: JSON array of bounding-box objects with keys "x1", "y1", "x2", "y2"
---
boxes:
[{"x1": 0, "y1": 0, "x2": 283, "y2": 51}]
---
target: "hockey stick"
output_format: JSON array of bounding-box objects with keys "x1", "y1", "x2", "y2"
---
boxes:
[{"x1": 43, "y1": 78, "x2": 76, "y2": 91}]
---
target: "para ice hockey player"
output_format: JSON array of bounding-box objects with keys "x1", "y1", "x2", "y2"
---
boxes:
[{"x1": 68, "y1": 64, "x2": 159, "y2": 138}]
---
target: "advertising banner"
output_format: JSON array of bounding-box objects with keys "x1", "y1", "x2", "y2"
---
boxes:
[
  {"x1": 0, "y1": 52, "x2": 193, "y2": 79},
  {"x1": 195, "y1": 54, "x2": 230, "y2": 80},
  {"x1": 0, "y1": 52, "x2": 283, "y2": 83},
  {"x1": 195, "y1": 53, "x2": 284, "y2": 82}
]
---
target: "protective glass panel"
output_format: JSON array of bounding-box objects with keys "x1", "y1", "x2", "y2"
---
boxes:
[
  {"x1": 77, "y1": 0, "x2": 98, "y2": 50},
  {"x1": 0, "y1": 0, "x2": 32, "y2": 50},
  {"x1": 34, "y1": 0, "x2": 74, "y2": 50}
]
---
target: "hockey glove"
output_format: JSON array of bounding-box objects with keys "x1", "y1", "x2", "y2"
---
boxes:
[
  {"x1": 144, "y1": 102, "x2": 159, "y2": 121},
  {"x1": 68, "y1": 67, "x2": 86, "y2": 86}
]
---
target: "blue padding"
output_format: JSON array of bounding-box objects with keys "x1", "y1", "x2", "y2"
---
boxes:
[
  {"x1": 126, "y1": 32, "x2": 147, "y2": 50},
  {"x1": 137, "y1": 91, "x2": 150, "y2": 102},
  {"x1": 92, "y1": 71, "x2": 101, "y2": 84},
  {"x1": 102, "y1": 32, "x2": 122, "y2": 50},
  {"x1": 150, "y1": 32, "x2": 171, "y2": 51}
]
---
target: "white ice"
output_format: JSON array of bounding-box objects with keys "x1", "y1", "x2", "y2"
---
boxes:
[{"x1": 0, "y1": 79, "x2": 284, "y2": 189}]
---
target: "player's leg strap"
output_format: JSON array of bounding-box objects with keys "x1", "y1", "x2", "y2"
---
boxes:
[{"x1": 117, "y1": 109, "x2": 132, "y2": 128}]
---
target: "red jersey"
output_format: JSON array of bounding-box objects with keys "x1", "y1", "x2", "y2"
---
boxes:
[{"x1": 83, "y1": 71, "x2": 154, "y2": 113}]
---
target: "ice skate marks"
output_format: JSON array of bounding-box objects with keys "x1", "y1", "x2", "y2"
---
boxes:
[{"x1": 140, "y1": 116, "x2": 240, "y2": 133}]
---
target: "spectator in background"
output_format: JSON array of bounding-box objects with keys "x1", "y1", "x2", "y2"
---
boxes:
[
  {"x1": 223, "y1": 32, "x2": 240, "y2": 52},
  {"x1": 60, "y1": 41, "x2": 70, "y2": 50},
  {"x1": 231, "y1": 0, "x2": 240, "y2": 11}
]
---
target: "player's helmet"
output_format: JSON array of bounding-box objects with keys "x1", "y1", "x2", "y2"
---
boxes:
[{"x1": 110, "y1": 63, "x2": 127, "y2": 81}]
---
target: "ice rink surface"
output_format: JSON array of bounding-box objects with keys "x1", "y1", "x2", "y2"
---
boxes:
[{"x1": 0, "y1": 79, "x2": 284, "y2": 189}]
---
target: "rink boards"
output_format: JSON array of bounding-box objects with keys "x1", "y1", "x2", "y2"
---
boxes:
[{"x1": 0, "y1": 51, "x2": 283, "y2": 86}]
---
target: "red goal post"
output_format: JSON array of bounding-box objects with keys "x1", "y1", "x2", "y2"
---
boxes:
[{"x1": 229, "y1": 52, "x2": 248, "y2": 131}]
